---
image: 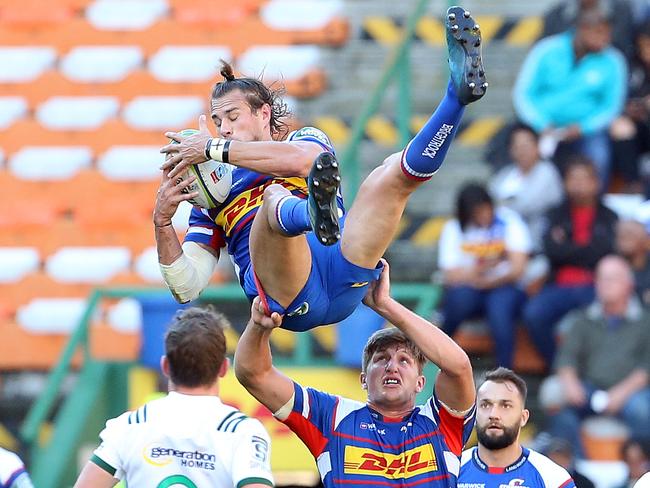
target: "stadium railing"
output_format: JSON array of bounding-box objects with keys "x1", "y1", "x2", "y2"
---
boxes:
[
  {"x1": 339, "y1": 0, "x2": 430, "y2": 201},
  {"x1": 20, "y1": 282, "x2": 440, "y2": 488}
]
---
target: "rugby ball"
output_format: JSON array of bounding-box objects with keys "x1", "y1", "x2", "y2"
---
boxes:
[{"x1": 170, "y1": 129, "x2": 234, "y2": 209}]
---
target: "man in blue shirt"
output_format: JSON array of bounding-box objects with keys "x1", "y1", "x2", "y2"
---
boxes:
[
  {"x1": 459, "y1": 368, "x2": 575, "y2": 488},
  {"x1": 513, "y1": 7, "x2": 627, "y2": 189}
]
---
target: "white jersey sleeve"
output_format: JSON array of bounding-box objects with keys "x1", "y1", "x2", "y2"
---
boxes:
[
  {"x1": 91, "y1": 411, "x2": 131, "y2": 479},
  {"x1": 0, "y1": 447, "x2": 34, "y2": 488},
  {"x1": 634, "y1": 472, "x2": 650, "y2": 488},
  {"x1": 437, "y1": 219, "x2": 464, "y2": 270},
  {"x1": 230, "y1": 418, "x2": 274, "y2": 487}
]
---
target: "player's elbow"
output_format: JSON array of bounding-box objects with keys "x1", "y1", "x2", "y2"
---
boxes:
[
  {"x1": 445, "y1": 350, "x2": 472, "y2": 379},
  {"x1": 234, "y1": 359, "x2": 263, "y2": 390}
]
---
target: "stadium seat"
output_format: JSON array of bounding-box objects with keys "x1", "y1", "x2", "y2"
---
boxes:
[
  {"x1": 122, "y1": 95, "x2": 205, "y2": 130},
  {"x1": 16, "y1": 297, "x2": 87, "y2": 333},
  {"x1": 134, "y1": 247, "x2": 164, "y2": 283},
  {"x1": 148, "y1": 45, "x2": 232, "y2": 82},
  {"x1": 0, "y1": 47, "x2": 57, "y2": 83},
  {"x1": 2, "y1": 119, "x2": 164, "y2": 154},
  {"x1": 260, "y1": 0, "x2": 343, "y2": 30},
  {"x1": 45, "y1": 246, "x2": 131, "y2": 283},
  {"x1": 86, "y1": 0, "x2": 169, "y2": 31},
  {"x1": 173, "y1": 0, "x2": 253, "y2": 27},
  {"x1": 61, "y1": 46, "x2": 143, "y2": 83},
  {"x1": 0, "y1": 97, "x2": 27, "y2": 129},
  {"x1": 238, "y1": 45, "x2": 320, "y2": 81},
  {"x1": 97, "y1": 145, "x2": 163, "y2": 181},
  {"x1": 0, "y1": 322, "x2": 74, "y2": 370},
  {"x1": 106, "y1": 298, "x2": 142, "y2": 333},
  {"x1": 36, "y1": 96, "x2": 120, "y2": 130},
  {"x1": 0, "y1": 0, "x2": 75, "y2": 27},
  {"x1": 0, "y1": 248, "x2": 39, "y2": 283},
  {"x1": 9, "y1": 146, "x2": 92, "y2": 180}
]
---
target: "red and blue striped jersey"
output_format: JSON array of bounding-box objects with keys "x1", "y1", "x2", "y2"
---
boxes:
[
  {"x1": 184, "y1": 126, "x2": 339, "y2": 285},
  {"x1": 459, "y1": 447, "x2": 575, "y2": 488},
  {"x1": 278, "y1": 382, "x2": 476, "y2": 488}
]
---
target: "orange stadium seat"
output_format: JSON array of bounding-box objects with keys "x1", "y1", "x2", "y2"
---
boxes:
[
  {"x1": 0, "y1": 247, "x2": 39, "y2": 284},
  {"x1": 0, "y1": 119, "x2": 165, "y2": 154},
  {"x1": 0, "y1": 273, "x2": 90, "y2": 312},
  {"x1": 0, "y1": 97, "x2": 27, "y2": 127},
  {"x1": 0, "y1": 16, "x2": 347, "y2": 55},
  {"x1": 0, "y1": 68, "x2": 323, "y2": 108},
  {"x1": 0, "y1": 321, "x2": 80, "y2": 370},
  {"x1": 0, "y1": 0, "x2": 75, "y2": 28}
]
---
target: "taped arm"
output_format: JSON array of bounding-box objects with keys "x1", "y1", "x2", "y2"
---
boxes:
[{"x1": 159, "y1": 241, "x2": 219, "y2": 303}]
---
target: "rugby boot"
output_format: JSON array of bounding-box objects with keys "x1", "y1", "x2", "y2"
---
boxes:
[
  {"x1": 308, "y1": 152, "x2": 341, "y2": 246},
  {"x1": 446, "y1": 6, "x2": 488, "y2": 104}
]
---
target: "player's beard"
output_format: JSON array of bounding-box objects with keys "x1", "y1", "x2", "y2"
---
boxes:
[{"x1": 476, "y1": 422, "x2": 520, "y2": 450}]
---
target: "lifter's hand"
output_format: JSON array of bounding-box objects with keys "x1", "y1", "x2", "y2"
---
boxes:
[
  {"x1": 250, "y1": 297, "x2": 283, "y2": 331},
  {"x1": 160, "y1": 114, "x2": 213, "y2": 179},
  {"x1": 153, "y1": 167, "x2": 199, "y2": 227},
  {"x1": 363, "y1": 259, "x2": 392, "y2": 313}
]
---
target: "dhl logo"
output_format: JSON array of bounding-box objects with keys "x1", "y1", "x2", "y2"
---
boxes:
[
  {"x1": 460, "y1": 240, "x2": 506, "y2": 258},
  {"x1": 215, "y1": 177, "x2": 307, "y2": 235},
  {"x1": 343, "y1": 445, "x2": 437, "y2": 479}
]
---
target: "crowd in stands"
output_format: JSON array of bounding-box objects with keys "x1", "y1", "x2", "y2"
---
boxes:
[{"x1": 436, "y1": 0, "x2": 650, "y2": 472}]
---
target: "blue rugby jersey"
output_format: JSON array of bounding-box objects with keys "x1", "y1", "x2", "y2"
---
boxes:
[
  {"x1": 183, "y1": 126, "x2": 342, "y2": 286},
  {"x1": 459, "y1": 447, "x2": 575, "y2": 488},
  {"x1": 278, "y1": 382, "x2": 476, "y2": 487}
]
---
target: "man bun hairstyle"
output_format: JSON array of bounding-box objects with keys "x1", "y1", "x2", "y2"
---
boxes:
[{"x1": 211, "y1": 60, "x2": 291, "y2": 139}]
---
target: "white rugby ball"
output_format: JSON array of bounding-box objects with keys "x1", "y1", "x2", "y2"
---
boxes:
[{"x1": 171, "y1": 129, "x2": 234, "y2": 209}]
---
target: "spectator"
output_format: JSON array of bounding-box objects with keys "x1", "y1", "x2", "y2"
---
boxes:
[
  {"x1": 438, "y1": 182, "x2": 532, "y2": 368},
  {"x1": 618, "y1": 438, "x2": 650, "y2": 488},
  {"x1": 542, "y1": 255, "x2": 650, "y2": 455},
  {"x1": 543, "y1": 437, "x2": 595, "y2": 488},
  {"x1": 542, "y1": 0, "x2": 636, "y2": 61},
  {"x1": 610, "y1": 21, "x2": 650, "y2": 194},
  {"x1": 489, "y1": 122, "x2": 564, "y2": 251},
  {"x1": 514, "y1": 7, "x2": 627, "y2": 189},
  {"x1": 616, "y1": 218, "x2": 650, "y2": 305},
  {"x1": 523, "y1": 157, "x2": 618, "y2": 365}
]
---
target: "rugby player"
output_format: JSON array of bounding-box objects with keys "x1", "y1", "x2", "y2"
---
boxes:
[
  {"x1": 74, "y1": 307, "x2": 273, "y2": 488},
  {"x1": 459, "y1": 368, "x2": 575, "y2": 488},
  {"x1": 157, "y1": 6, "x2": 487, "y2": 332},
  {"x1": 0, "y1": 447, "x2": 34, "y2": 488},
  {"x1": 235, "y1": 260, "x2": 476, "y2": 487}
]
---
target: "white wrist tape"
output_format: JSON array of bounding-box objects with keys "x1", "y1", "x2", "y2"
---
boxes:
[
  {"x1": 159, "y1": 242, "x2": 217, "y2": 303},
  {"x1": 207, "y1": 138, "x2": 231, "y2": 163}
]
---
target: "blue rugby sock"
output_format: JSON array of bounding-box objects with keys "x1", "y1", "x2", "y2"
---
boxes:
[
  {"x1": 402, "y1": 80, "x2": 465, "y2": 180},
  {"x1": 276, "y1": 195, "x2": 311, "y2": 236}
]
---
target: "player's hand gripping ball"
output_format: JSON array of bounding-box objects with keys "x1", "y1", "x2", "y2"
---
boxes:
[{"x1": 169, "y1": 129, "x2": 234, "y2": 209}]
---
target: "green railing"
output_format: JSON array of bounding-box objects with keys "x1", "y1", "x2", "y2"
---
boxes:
[
  {"x1": 340, "y1": 0, "x2": 430, "y2": 200},
  {"x1": 20, "y1": 282, "x2": 440, "y2": 487}
]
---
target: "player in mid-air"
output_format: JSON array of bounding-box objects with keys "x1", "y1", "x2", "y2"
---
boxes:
[
  {"x1": 156, "y1": 6, "x2": 487, "y2": 332},
  {"x1": 235, "y1": 260, "x2": 476, "y2": 487},
  {"x1": 459, "y1": 368, "x2": 575, "y2": 488}
]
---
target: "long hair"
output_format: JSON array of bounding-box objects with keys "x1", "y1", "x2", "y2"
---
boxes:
[{"x1": 211, "y1": 60, "x2": 291, "y2": 139}]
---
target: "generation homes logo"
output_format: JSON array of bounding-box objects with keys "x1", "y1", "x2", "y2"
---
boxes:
[{"x1": 142, "y1": 444, "x2": 216, "y2": 471}]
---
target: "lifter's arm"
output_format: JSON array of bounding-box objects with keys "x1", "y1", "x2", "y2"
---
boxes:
[
  {"x1": 364, "y1": 261, "x2": 475, "y2": 412},
  {"x1": 160, "y1": 115, "x2": 323, "y2": 178},
  {"x1": 235, "y1": 298, "x2": 296, "y2": 413}
]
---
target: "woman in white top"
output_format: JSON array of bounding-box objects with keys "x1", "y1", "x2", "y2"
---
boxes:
[{"x1": 438, "y1": 182, "x2": 532, "y2": 368}]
